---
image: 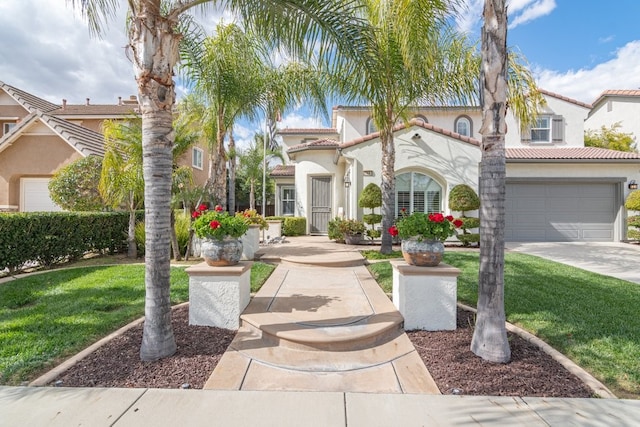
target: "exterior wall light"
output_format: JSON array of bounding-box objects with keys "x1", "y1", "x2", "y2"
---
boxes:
[{"x1": 629, "y1": 180, "x2": 638, "y2": 190}]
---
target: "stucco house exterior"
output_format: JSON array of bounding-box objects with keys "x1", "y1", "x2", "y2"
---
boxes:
[
  {"x1": 0, "y1": 81, "x2": 208, "y2": 212},
  {"x1": 585, "y1": 90, "x2": 640, "y2": 147},
  {"x1": 274, "y1": 89, "x2": 640, "y2": 242}
]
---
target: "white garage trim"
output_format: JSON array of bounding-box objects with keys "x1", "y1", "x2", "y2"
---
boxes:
[
  {"x1": 505, "y1": 178, "x2": 625, "y2": 242},
  {"x1": 20, "y1": 177, "x2": 63, "y2": 212}
]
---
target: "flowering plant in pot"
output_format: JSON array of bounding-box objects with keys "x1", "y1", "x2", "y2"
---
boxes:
[
  {"x1": 192, "y1": 204, "x2": 249, "y2": 266},
  {"x1": 389, "y1": 212, "x2": 463, "y2": 266},
  {"x1": 236, "y1": 209, "x2": 268, "y2": 230}
]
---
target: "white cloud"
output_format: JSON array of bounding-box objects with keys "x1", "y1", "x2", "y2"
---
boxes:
[
  {"x1": 278, "y1": 113, "x2": 322, "y2": 129},
  {"x1": 508, "y1": 0, "x2": 556, "y2": 29},
  {"x1": 456, "y1": 0, "x2": 557, "y2": 33},
  {"x1": 535, "y1": 40, "x2": 640, "y2": 103}
]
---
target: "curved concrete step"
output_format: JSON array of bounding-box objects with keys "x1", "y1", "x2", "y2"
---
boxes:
[{"x1": 280, "y1": 252, "x2": 365, "y2": 267}]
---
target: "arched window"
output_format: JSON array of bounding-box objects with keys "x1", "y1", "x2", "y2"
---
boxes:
[
  {"x1": 366, "y1": 116, "x2": 377, "y2": 135},
  {"x1": 413, "y1": 115, "x2": 428, "y2": 125},
  {"x1": 395, "y1": 172, "x2": 442, "y2": 217},
  {"x1": 454, "y1": 116, "x2": 472, "y2": 137}
]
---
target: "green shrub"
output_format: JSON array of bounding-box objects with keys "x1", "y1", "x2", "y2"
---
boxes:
[
  {"x1": 327, "y1": 217, "x2": 344, "y2": 241},
  {"x1": 136, "y1": 213, "x2": 191, "y2": 257},
  {"x1": 266, "y1": 216, "x2": 306, "y2": 236},
  {"x1": 625, "y1": 191, "x2": 640, "y2": 211},
  {"x1": 134, "y1": 221, "x2": 146, "y2": 255},
  {"x1": 359, "y1": 183, "x2": 382, "y2": 240},
  {"x1": 459, "y1": 217, "x2": 480, "y2": 229},
  {"x1": 628, "y1": 229, "x2": 640, "y2": 240},
  {"x1": 628, "y1": 216, "x2": 640, "y2": 228},
  {"x1": 456, "y1": 233, "x2": 480, "y2": 245},
  {"x1": 48, "y1": 156, "x2": 106, "y2": 211},
  {"x1": 0, "y1": 212, "x2": 131, "y2": 272},
  {"x1": 449, "y1": 184, "x2": 480, "y2": 247}
]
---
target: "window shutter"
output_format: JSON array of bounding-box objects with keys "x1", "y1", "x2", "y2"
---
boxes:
[
  {"x1": 552, "y1": 115, "x2": 564, "y2": 142},
  {"x1": 521, "y1": 125, "x2": 531, "y2": 143}
]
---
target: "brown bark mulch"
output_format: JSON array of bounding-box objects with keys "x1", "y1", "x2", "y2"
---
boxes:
[{"x1": 50, "y1": 305, "x2": 594, "y2": 397}]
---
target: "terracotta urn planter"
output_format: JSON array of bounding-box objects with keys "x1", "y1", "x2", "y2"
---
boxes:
[
  {"x1": 201, "y1": 237, "x2": 243, "y2": 267},
  {"x1": 401, "y1": 238, "x2": 444, "y2": 267}
]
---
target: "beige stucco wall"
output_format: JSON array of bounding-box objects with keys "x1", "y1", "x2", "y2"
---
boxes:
[
  {"x1": 340, "y1": 125, "x2": 481, "y2": 217},
  {"x1": 586, "y1": 98, "x2": 640, "y2": 145},
  {"x1": 0, "y1": 136, "x2": 82, "y2": 208}
]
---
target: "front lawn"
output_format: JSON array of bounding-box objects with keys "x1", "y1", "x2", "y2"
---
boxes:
[
  {"x1": 0, "y1": 262, "x2": 275, "y2": 385},
  {"x1": 366, "y1": 251, "x2": 640, "y2": 399}
]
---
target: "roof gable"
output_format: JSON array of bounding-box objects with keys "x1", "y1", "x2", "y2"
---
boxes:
[
  {"x1": 0, "y1": 112, "x2": 105, "y2": 157},
  {"x1": 506, "y1": 147, "x2": 640, "y2": 161},
  {"x1": 0, "y1": 80, "x2": 59, "y2": 113}
]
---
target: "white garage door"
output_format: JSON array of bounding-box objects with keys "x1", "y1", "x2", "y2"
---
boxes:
[
  {"x1": 21, "y1": 178, "x2": 63, "y2": 212},
  {"x1": 505, "y1": 182, "x2": 615, "y2": 242}
]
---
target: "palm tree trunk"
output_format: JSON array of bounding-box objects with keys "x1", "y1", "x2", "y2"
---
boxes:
[
  {"x1": 249, "y1": 179, "x2": 256, "y2": 210},
  {"x1": 380, "y1": 129, "x2": 396, "y2": 254},
  {"x1": 228, "y1": 133, "x2": 236, "y2": 212},
  {"x1": 127, "y1": 192, "x2": 137, "y2": 258},
  {"x1": 131, "y1": 6, "x2": 178, "y2": 361},
  {"x1": 214, "y1": 125, "x2": 228, "y2": 210},
  {"x1": 170, "y1": 209, "x2": 182, "y2": 261},
  {"x1": 470, "y1": 0, "x2": 511, "y2": 363}
]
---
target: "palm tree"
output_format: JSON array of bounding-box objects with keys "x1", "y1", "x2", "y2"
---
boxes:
[
  {"x1": 238, "y1": 133, "x2": 285, "y2": 210},
  {"x1": 469, "y1": 0, "x2": 510, "y2": 363},
  {"x1": 99, "y1": 118, "x2": 144, "y2": 259},
  {"x1": 69, "y1": 0, "x2": 370, "y2": 361}
]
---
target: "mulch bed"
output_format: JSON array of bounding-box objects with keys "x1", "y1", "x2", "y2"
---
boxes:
[{"x1": 51, "y1": 306, "x2": 594, "y2": 397}]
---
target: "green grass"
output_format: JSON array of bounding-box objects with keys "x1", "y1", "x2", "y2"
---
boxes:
[
  {"x1": 367, "y1": 262, "x2": 393, "y2": 293},
  {"x1": 360, "y1": 249, "x2": 403, "y2": 260},
  {"x1": 250, "y1": 262, "x2": 277, "y2": 293},
  {"x1": 0, "y1": 262, "x2": 276, "y2": 386},
  {"x1": 368, "y1": 252, "x2": 640, "y2": 399}
]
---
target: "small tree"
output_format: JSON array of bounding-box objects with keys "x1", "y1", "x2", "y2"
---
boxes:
[
  {"x1": 359, "y1": 183, "x2": 382, "y2": 240},
  {"x1": 49, "y1": 156, "x2": 106, "y2": 211},
  {"x1": 585, "y1": 123, "x2": 635, "y2": 152},
  {"x1": 625, "y1": 190, "x2": 640, "y2": 240},
  {"x1": 449, "y1": 184, "x2": 480, "y2": 246}
]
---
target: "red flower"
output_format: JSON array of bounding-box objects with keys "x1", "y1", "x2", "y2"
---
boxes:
[
  {"x1": 197, "y1": 203, "x2": 208, "y2": 212},
  {"x1": 209, "y1": 220, "x2": 221, "y2": 230},
  {"x1": 191, "y1": 211, "x2": 201, "y2": 219},
  {"x1": 453, "y1": 219, "x2": 464, "y2": 228},
  {"x1": 214, "y1": 205, "x2": 223, "y2": 212},
  {"x1": 445, "y1": 215, "x2": 454, "y2": 221},
  {"x1": 244, "y1": 212, "x2": 251, "y2": 217},
  {"x1": 430, "y1": 213, "x2": 445, "y2": 223},
  {"x1": 388, "y1": 225, "x2": 399, "y2": 236}
]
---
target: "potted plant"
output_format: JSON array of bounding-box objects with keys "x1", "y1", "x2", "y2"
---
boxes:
[
  {"x1": 236, "y1": 209, "x2": 267, "y2": 259},
  {"x1": 389, "y1": 212, "x2": 462, "y2": 266},
  {"x1": 192, "y1": 204, "x2": 249, "y2": 266},
  {"x1": 338, "y1": 218, "x2": 366, "y2": 245}
]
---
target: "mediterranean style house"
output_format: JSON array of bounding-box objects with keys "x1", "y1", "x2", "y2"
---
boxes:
[
  {"x1": 0, "y1": 80, "x2": 208, "y2": 212},
  {"x1": 273, "y1": 89, "x2": 640, "y2": 242}
]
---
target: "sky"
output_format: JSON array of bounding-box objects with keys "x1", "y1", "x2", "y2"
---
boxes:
[{"x1": 2, "y1": 0, "x2": 640, "y2": 148}]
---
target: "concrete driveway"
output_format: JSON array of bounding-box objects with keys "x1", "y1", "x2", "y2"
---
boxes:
[{"x1": 505, "y1": 242, "x2": 640, "y2": 284}]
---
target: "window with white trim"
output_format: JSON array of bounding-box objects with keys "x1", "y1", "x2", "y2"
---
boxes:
[
  {"x1": 281, "y1": 186, "x2": 296, "y2": 216},
  {"x1": 192, "y1": 147, "x2": 203, "y2": 170},
  {"x1": 3, "y1": 123, "x2": 16, "y2": 135},
  {"x1": 454, "y1": 116, "x2": 471, "y2": 137},
  {"x1": 395, "y1": 172, "x2": 442, "y2": 217},
  {"x1": 523, "y1": 115, "x2": 564, "y2": 144},
  {"x1": 366, "y1": 117, "x2": 377, "y2": 135}
]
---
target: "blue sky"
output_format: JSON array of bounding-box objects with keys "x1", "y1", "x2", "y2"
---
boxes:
[{"x1": 1, "y1": 0, "x2": 640, "y2": 146}]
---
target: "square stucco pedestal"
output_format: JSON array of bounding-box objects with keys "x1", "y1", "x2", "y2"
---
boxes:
[
  {"x1": 186, "y1": 261, "x2": 252, "y2": 329},
  {"x1": 391, "y1": 260, "x2": 460, "y2": 331}
]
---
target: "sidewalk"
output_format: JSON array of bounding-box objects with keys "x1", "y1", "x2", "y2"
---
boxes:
[
  {"x1": 2, "y1": 386, "x2": 640, "y2": 426},
  {"x1": 2, "y1": 236, "x2": 640, "y2": 426}
]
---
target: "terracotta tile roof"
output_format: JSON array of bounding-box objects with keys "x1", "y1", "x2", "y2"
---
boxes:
[
  {"x1": 506, "y1": 147, "x2": 640, "y2": 160},
  {"x1": 270, "y1": 165, "x2": 295, "y2": 177},
  {"x1": 591, "y1": 89, "x2": 640, "y2": 108},
  {"x1": 278, "y1": 128, "x2": 338, "y2": 135},
  {"x1": 538, "y1": 89, "x2": 592, "y2": 109},
  {"x1": 340, "y1": 119, "x2": 480, "y2": 149},
  {"x1": 49, "y1": 104, "x2": 140, "y2": 116},
  {"x1": 0, "y1": 80, "x2": 59, "y2": 113},
  {"x1": 287, "y1": 138, "x2": 340, "y2": 153}
]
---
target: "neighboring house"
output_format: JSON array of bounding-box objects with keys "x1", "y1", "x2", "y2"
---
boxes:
[
  {"x1": 274, "y1": 90, "x2": 640, "y2": 242},
  {"x1": 585, "y1": 90, "x2": 640, "y2": 147},
  {"x1": 0, "y1": 81, "x2": 208, "y2": 212}
]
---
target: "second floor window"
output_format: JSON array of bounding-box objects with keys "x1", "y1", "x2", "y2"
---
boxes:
[
  {"x1": 455, "y1": 116, "x2": 471, "y2": 137},
  {"x1": 192, "y1": 147, "x2": 203, "y2": 170}
]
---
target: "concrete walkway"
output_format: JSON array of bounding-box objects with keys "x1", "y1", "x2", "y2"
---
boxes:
[
  {"x1": 2, "y1": 236, "x2": 640, "y2": 425},
  {"x1": 204, "y1": 251, "x2": 438, "y2": 393}
]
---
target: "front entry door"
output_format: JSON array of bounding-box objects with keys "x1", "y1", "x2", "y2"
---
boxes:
[{"x1": 310, "y1": 177, "x2": 332, "y2": 234}]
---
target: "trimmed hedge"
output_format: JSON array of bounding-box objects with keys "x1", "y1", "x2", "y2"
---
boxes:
[
  {"x1": 266, "y1": 216, "x2": 306, "y2": 236},
  {"x1": 0, "y1": 212, "x2": 134, "y2": 272}
]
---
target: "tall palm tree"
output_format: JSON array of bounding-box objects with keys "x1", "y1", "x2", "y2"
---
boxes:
[
  {"x1": 100, "y1": 118, "x2": 144, "y2": 259},
  {"x1": 69, "y1": 0, "x2": 370, "y2": 361},
  {"x1": 239, "y1": 133, "x2": 285, "y2": 210},
  {"x1": 333, "y1": 0, "x2": 479, "y2": 254},
  {"x1": 470, "y1": 0, "x2": 510, "y2": 363}
]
